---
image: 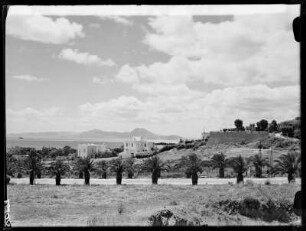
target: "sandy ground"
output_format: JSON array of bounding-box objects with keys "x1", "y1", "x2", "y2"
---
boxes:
[{"x1": 10, "y1": 177, "x2": 301, "y2": 185}]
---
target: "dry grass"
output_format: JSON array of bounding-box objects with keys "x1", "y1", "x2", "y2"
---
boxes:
[{"x1": 7, "y1": 182, "x2": 300, "y2": 227}]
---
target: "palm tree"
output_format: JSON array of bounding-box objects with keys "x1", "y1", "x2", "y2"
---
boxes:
[
  {"x1": 74, "y1": 157, "x2": 95, "y2": 185},
  {"x1": 272, "y1": 148, "x2": 301, "y2": 183},
  {"x1": 228, "y1": 155, "x2": 248, "y2": 184},
  {"x1": 180, "y1": 154, "x2": 204, "y2": 185},
  {"x1": 96, "y1": 160, "x2": 108, "y2": 179},
  {"x1": 210, "y1": 152, "x2": 228, "y2": 178},
  {"x1": 24, "y1": 149, "x2": 43, "y2": 185},
  {"x1": 248, "y1": 154, "x2": 269, "y2": 178},
  {"x1": 49, "y1": 159, "x2": 70, "y2": 185},
  {"x1": 109, "y1": 158, "x2": 125, "y2": 184},
  {"x1": 125, "y1": 158, "x2": 136, "y2": 179},
  {"x1": 142, "y1": 156, "x2": 169, "y2": 184}
]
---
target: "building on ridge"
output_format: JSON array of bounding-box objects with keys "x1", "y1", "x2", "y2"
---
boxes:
[{"x1": 77, "y1": 143, "x2": 107, "y2": 158}]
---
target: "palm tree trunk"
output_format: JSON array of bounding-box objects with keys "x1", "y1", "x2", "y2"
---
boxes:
[
  {"x1": 288, "y1": 173, "x2": 295, "y2": 183},
  {"x1": 84, "y1": 171, "x2": 90, "y2": 185},
  {"x1": 152, "y1": 171, "x2": 159, "y2": 184},
  {"x1": 127, "y1": 171, "x2": 134, "y2": 179},
  {"x1": 79, "y1": 171, "x2": 83, "y2": 179},
  {"x1": 237, "y1": 173, "x2": 244, "y2": 184},
  {"x1": 192, "y1": 173, "x2": 198, "y2": 185},
  {"x1": 56, "y1": 175, "x2": 61, "y2": 185},
  {"x1": 29, "y1": 170, "x2": 35, "y2": 185},
  {"x1": 219, "y1": 168, "x2": 224, "y2": 178},
  {"x1": 116, "y1": 173, "x2": 122, "y2": 185},
  {"x1": 102, "y1": 171, "x2": 107, "y2": 179}
]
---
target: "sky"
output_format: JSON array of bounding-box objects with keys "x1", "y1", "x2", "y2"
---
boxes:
[{"x1": 5, "y1": 5, "x2": 300, "y2": 138}]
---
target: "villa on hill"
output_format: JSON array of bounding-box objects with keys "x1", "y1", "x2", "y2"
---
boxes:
[
  {"x1": 77, "y1": 143, "x2": 107, "y2": 158},
  {"x1": 119, "y1": 136, "x2": 154, "y2": 158}
]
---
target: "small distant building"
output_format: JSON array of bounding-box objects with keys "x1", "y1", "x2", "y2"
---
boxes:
[
  {"x1": 77, "y1": 144, "x2": 107, "y2": 158},
  {"x1": 119, "y1": 136, "x2": 154, "y2": 158}
]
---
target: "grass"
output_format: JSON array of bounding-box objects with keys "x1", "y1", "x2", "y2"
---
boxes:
[{"x1": 7, "y1": 182, "x2": 301, "y2": 226}]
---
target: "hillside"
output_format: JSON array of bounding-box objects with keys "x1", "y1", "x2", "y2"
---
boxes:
[{"x1": 7, "y1": 128, "x2": 182, "y2": 141}]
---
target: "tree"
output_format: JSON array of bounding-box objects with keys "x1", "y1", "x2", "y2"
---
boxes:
[
  {"x1": 73, "y1": 157, "x2": 95, "y2": 185},
  {"x1": 248, "y1": 154, "x2": 269, "y2": 178},
  {"x1": 6, "y1": 153, "x2": 18, "y2": 177},
  {"x1": 96, "y1": 160, "x2": 108, "y2": 179},
  {"x1": 228, "y1": 155, "x2": 248, "y2": 184},
  {"x1": 109, "y1": 158, "x2": 125, "y2": 184},
  {"x1": 256, "y1": 119, "x2": 268, "y2": 131},
  {"x1": 234, "y1": 119, "x2": 243, "y2": 131},
  {"x1": 49, "y1": 159, "x2": 70, "y2": 185},
  {"x1": 142, "y1": 156, "x2": 169, "y2": 184},
  {"x1": 268, "y1": 120, "x2": 278, "y2": 133},
  {"x1": 125, "y1": 158, "x2": 136, "y2": 179},
  {"x1": 272, "y1": 148, "x2": 301, "y2": 183},
  {"x1": 210, "y1": 153, "x2": 228, "y2": 178},
  {"x1": 180, "y1": 154, "x2": 204, "y2": 185},
  {"x1": 281, "y1": 126, "x2": 294, "y2": 137},
  {"x1": 24, "y1": 149, "x2": 43, "y2": 185}
]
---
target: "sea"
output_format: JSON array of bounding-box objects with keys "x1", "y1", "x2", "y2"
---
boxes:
[{"x1": 6, "y1": 137, "x2": 124, "y2": 150}]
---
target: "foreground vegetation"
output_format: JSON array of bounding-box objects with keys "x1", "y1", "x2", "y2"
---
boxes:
[{"x1": 7, "y1": 183, "x2": 300, "y2": 226}]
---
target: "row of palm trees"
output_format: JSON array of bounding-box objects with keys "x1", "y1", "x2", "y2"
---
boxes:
[{"x1": 17, "y1": 147, "x2": 300, "y2": 186}]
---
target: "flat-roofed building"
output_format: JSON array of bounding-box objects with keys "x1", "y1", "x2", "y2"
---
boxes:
[
  {"x1": 119, "y1": 136, "x2": 154, "y2": 158},
  {"x1": 77, "y1": 144, "x2": 107, "y2": 158}
]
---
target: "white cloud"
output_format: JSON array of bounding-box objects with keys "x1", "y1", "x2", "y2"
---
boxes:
[
  {"x1": 77, "y1": 84, "x2": 299, "y2": 137},
  {"x1": 92, "y1": 76, "x2": 107, "y2": 85},
  {"x1": 7, "y1": 107, "x2": 61, "y2": 118},
  {"x1": 58, "y1": 49, "x2": 116, "y2": 66},
  {"x1": 6, "y1": 15, "x2": 84, "y2": 44},
  {"x1": 99, "y1": 16, "x2": 133, "y2": 26},
  {"x1": 11, "y1": 75, "x2": 48, "y2": 82}
]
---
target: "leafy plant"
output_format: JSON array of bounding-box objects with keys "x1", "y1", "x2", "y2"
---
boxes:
[
  {"x1": 108, "y1": 158, "x2": 125, "y2": 184},
  {"x1": 228, "y1": 155, "x2": 248, "y2": 184},
  {"x1": 23, "y1": 149, "x2": 44, "y2": 185},
  {"x1": 271, "y1": 148, "x2": 301, "y2": 183},
  {"x1": 73, "y1": 157, "x2": 95, "y2": 185},
  {"x1": 248, "y1": 154, "x2": 269, "y2": 178},
  {"x1": 141, "y1": 156, "x2": 169, "y2": 184},
  {"x1": 49, "y1": 159, "x2": 70, "y2": 185},
  {"x1": 180, "y1": 154, "x2": 205, "y2": 185},
  {"x1": 210, "y1": 152, "x2": 228, "y2": 178},
  {"x1": 96, "y1": 160, "x2": 108, "y2": 179}
]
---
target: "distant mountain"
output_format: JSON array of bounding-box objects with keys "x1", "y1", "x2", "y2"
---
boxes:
[{"x1": 7, "y1": 128, "x2": 182, "y2": 141}]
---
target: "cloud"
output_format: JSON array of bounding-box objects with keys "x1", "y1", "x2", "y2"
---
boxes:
[
  {"x1": 99, "y1": 16, "x2": 133, "y2": 26},
  {"x1": 58, "y1": 48, "x2": 116, "y2": 66},
  {"x1": 77, "y1": 84, "x2": 299, "y2": 137},
  {"x1": 92, "y1": 76, "x2": 107, "y2": 85},
  {"x1": 11, "y1": 75, "x2": 48, "y2": 82},
  {"x1": 6, "y1": 15, "x2": 84, "y2": 44},
  {"x1": 7, "y1": 107, "x2": 61, "y2": 118}
]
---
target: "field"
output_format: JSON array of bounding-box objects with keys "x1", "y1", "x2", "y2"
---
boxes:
[{"x1": 7, "y1": 178, "x2": 301, "y2": 227}]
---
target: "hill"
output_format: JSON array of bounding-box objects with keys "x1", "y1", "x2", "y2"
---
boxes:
[{"x1": 7, "y1": 128, "x2": 182, "y2": 141}]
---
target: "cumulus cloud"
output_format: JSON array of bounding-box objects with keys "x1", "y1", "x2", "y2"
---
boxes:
[
  {"x1": 92, "y1": 76, "x2": 108, "y2": 85},
  {"x1": 58, "y1": 48, "x2": 116, "y2": 66},
  {"x1": 99, "y1": 16, "x2": 133, "y2": 26},
  {"x1": 6, "y1": 15, "x2": 84, "y2": 44},
  {"x1": 140, "y1": 10, "x2": 299, "y2": 87},
  {"x1": 78, "y1": 84, "x2": 299, "y2": 137},
  {"x1": 11, "y1": 75, "x2": 48, "y2": 82}
]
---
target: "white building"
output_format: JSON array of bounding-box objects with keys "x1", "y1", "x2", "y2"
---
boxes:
[
  {"x1": 77, "y1": 144, "x2": 107, "y2": 158},
  {"x1": 119, "y1": 136, "x2": 154, "y2": 158}
]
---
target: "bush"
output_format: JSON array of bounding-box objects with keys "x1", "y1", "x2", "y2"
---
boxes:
[
  {"x1": 17, "y1": 172, "x2": 23, "y2": 178},
  {"x1": 264, "y1": 180, "x2": 271, "y2": 185},
  {"x1": 169, "y1": 200, "x2": 179, "y2": 206}
]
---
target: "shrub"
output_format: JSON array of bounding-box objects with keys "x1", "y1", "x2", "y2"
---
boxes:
[
  {"x1": 264, "y1": 180, "x2": 271, "y2": 185},
  {"x1": 17, "y1": 172, "x2": 23, "y2": 178},
  {"x1": 169, "y1": 200, "x2": 179, "y2": 206}
]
